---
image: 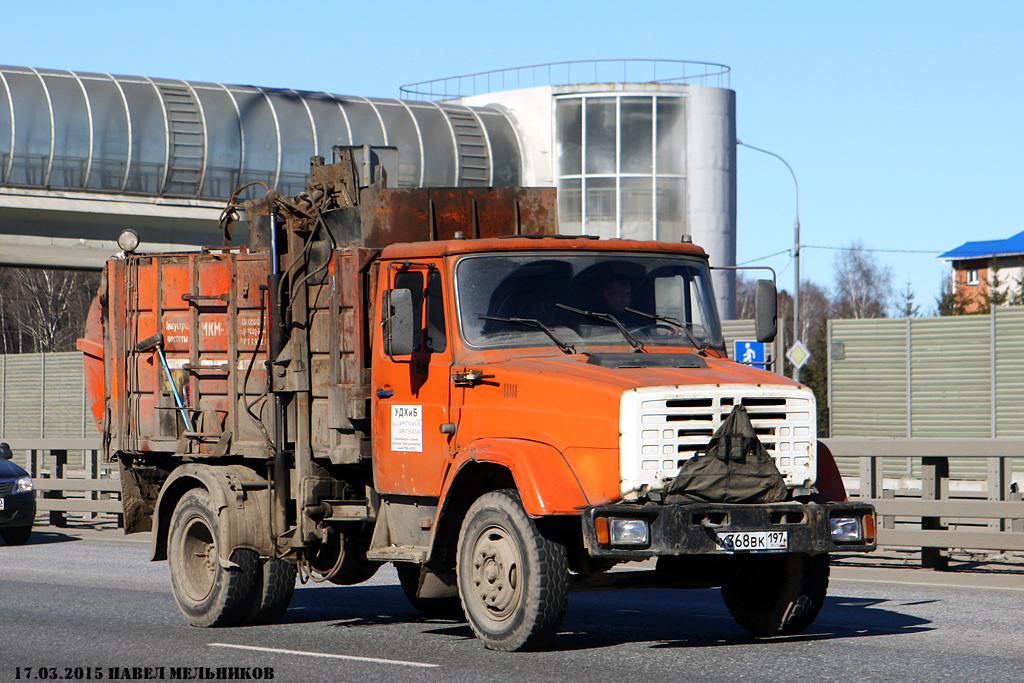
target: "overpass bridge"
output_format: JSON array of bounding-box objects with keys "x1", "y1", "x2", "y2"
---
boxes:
[
  {"x1": 0, "y1": 60, "x2": 741, "y2": 325},
  {"x1": 0, "y1": 64, "x2": 522, "y2": 269}
]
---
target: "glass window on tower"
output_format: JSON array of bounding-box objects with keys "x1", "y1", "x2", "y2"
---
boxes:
[
  {"x1": 555, "y1": 99, "x2": 582, "y2": 177},
  {"x1": 555, "y1": 93, "x2": 686, "y2": 241},
  {"x1": 619, "y1": 97, "x2": 652, "y2": 174}
]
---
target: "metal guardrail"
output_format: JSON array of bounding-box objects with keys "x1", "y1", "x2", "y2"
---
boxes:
[
  {"x1": 3, "y1": 438, "x2": 122, "y2": 527},
  {"x1": 825, "y1": 438, "x2": 1024, "y2": 569},
  {"x1": 8, "y1": 436, "x2": 1024, "y2": 562}
]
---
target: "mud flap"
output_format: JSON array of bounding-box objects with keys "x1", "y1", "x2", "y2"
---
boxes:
[{"x1": 151, "y1": 464, "x2": 272, "y2": 563}]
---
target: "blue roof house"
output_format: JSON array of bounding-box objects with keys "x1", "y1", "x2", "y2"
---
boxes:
[{"x1": 939, "y1": 230, "x2": 1024, "y2": 311}]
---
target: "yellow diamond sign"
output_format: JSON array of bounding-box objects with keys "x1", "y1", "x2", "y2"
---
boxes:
[{"x1": 786, "y1": 341, "x2": 811, "y2": 369}]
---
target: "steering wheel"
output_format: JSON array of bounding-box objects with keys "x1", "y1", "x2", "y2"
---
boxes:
[{"x1": 629, "y1": 323, "x2": 680, "y2": 340}]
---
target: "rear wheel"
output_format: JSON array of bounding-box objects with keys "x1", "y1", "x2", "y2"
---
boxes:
[
  {"x1": 167, "y1": 488, "x2": 260, "y2": 627},
  {"x1": 721, "y1": 552, "x2": 829, "y2": 636},
  {"x1": 0, "y1": 524, "x2": 32, "y2": 545},
  {"x1": 456, "y1": 489, "x2": 569, "y2": 651},
  {"x1": 244, "y1": 558, "x2": 297, "y2": 625}
]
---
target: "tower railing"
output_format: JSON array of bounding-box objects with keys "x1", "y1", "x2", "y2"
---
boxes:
[{"x1": 400, "y1": 59, "x2": 731, "y2": 101}]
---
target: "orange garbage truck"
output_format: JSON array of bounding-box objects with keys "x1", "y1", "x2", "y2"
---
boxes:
[{"x1": 78, "y1": 149, "x2": 874, "y2": 651}]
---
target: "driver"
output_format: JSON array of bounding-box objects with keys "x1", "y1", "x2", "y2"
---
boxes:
[
  {"x1": 601, "y1": 278, "x2": 632, "y2": 314},
  {"x1": 597, "y1": 277, "x2": 647, "y2": 327}
]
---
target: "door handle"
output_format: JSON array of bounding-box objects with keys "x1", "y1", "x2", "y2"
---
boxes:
[
  {"x1": 453, "y1": 370, "x2": 495, "y2": 387},
  {"x1": 376, "y1": 388, "x2": 394, "y2": 399}
]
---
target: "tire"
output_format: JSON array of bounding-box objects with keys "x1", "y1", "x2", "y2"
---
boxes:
[
  {"x1": 721, "y1": 552, "x2": 830, "y2": 637},
  {"x1": 243, "y1": 558, "x2": 297, "y2": 625},
  {"x1": 456, "y1": 489, "x2": 569, "y2": 652},
  {"x1": 167, "y1": 488, "x2": 260, "y2": 627},
  {"x1": 0, "y1": 524, "x2": 32, "y2": 545},
  {"x1": 396, "y1": 563, "x2": 463, "y2": 618}
]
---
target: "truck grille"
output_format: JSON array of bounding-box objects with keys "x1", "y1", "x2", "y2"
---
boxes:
[{"x1": 619, "y1": 384, "x2": 816, "y2": 499}]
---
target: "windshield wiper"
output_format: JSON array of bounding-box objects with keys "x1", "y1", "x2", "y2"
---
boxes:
[
  {"x1": 555, "y1": 304, "x2": 645, "y2": 353},
  {"x1": 478, "y1": 316, "x2": 576, "y2": 354},
  {"x1": 624, "y1": 307, "x2": 707, "y2": 352}
]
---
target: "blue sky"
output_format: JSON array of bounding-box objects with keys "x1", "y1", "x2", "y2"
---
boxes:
[{"x1": 3, "y1": 1, "x2": 1021, "y2": 314}]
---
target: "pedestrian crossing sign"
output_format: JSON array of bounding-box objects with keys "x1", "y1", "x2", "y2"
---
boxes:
[{"x1": 734, "y1": 340, "x2": 766, "y2": 366}]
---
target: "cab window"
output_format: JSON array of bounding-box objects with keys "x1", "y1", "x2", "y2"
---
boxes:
[{"x1": 394, "y1": 269, "x2": 447, "y2": 353}]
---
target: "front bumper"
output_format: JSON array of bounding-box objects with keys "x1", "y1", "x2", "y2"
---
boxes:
[
  {"x1": 0, "y1": 493, "x2": 36, "y2": 527},
  {"x1": 581, "y1": 501, "x2": 875, "y2": 559}
]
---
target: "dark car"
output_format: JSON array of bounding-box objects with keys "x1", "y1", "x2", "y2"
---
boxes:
[{"x1": 0, "y1": 442, "x2": 35, "y2": 545}]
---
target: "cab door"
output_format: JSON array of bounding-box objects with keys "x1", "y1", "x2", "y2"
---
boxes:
[{"x1": 372, "y1": 262, "x2": 454, "y2": 497}]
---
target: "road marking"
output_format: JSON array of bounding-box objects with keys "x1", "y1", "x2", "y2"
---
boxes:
[
  {"x1": 208, "y1": 643, "x2": 439, "y2": 668},
  {"x1": 832, "y1": 569, "x2": 1024, "y2": 592}
]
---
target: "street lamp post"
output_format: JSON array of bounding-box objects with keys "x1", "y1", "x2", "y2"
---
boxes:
[{"x1": 736, "y1": 139, "x2": 802, "y2": 382}]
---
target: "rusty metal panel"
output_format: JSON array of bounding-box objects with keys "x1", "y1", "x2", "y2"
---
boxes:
[
  {"x1": 425, "y1": 187, "x2": 558, "y2": 239},
  {"x1": 355, "y1": 188, "x2": 431, "y2": 247},
  {"x1": 353, "y1": 186, "x2": 558, "y2": 248},
  {"x1": 105, "y1": 250, "x2": 276, "y2": 457}
]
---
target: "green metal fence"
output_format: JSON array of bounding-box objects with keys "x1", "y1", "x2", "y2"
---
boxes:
[
  {"x1": 0, "y1": 352, "x2": 95, "y2": 470},
  {"x1": 829, "y1": 308, "x2": 1024, "y2": 480}
]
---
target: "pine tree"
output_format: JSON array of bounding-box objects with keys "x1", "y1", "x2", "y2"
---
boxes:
[
  {"x1": 1008, "y1": 268, "x2": 1024, "y2": 306},
  {"x1": 897, "y1": 279, "x2": 920, "y2": 318},
  {"x1": 977, "y1": 269, "x2": 1008, "y2": 314},
  {"x1": 936, "y1": 273, "x2": 970, "y2": 316}
]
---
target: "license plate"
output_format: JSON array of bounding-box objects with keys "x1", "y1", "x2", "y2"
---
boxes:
[
  {"x1": 714, "y1": 530, "x2": 787, "y2": 553},
  {"x1": 0, "y1": 498, "x2": 5, "y2": 510}
]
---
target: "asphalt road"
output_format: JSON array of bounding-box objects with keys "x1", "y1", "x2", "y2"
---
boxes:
[{"x1": 2, "y1": 529, "x2": 1024, "y2": 683}]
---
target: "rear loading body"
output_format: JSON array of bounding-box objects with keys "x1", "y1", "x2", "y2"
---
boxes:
[{"x1": 79, "y1": 152, "x2": 874, "y2": 651}]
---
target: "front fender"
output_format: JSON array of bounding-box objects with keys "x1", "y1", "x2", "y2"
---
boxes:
[
  {"x1": 151, "y1": 464, "x2": 272, "y2": 563},
  {"x1": 444, "y1": 438, "x2": 590, "y2": 516},
  {"x1": 814, "y1": 441, "x2": 847, "y2": 503}
]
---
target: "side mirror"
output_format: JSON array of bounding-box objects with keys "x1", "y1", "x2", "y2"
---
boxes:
[
  {"x1": 754, "y1": 279, "x2": 777, "y2": 343},
  {"x1": 0, "y1": 442, "x2": 12, "y2": 460},
  {"x1": 382, "y1": 288, "x2": 416, "y2": 357}
]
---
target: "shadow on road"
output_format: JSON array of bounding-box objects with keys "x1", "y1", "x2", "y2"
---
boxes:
[
  {"x1": 2, "y1": 530, "x2": 83, "y2": 546},
  {"x1": 277, "y1": 582, "x2": 932, "y2": 652}
]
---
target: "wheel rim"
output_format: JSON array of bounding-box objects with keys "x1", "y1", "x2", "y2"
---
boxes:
[
  {"x1": 468, "y1": 523, "x2": 523, "y2": 623},
  {"x1": 178, "y1": 514, "x2": 218, "y2": 602}
]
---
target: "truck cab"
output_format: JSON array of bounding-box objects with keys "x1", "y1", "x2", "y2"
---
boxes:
[{"x1": 367, "y1": 236, "x2": 873, "y2": 650}]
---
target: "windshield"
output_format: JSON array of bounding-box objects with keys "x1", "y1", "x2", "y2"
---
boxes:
[{"x1": 456, "y1": 252, "x2": 724, "y2": 352}]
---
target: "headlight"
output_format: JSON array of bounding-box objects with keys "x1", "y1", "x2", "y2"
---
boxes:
[
  {"x1": 830, "y1": 516, "x2": 862, "y2": 542},
  {"x1": 14, "y1": 476, "x2": 33, "y2": 494},
  {"x1": 117, "y1": 229, "x2": 140, "y2": 253},
  {"x1": 608, "y1": 518, "x2": 649, "y2": 546}
]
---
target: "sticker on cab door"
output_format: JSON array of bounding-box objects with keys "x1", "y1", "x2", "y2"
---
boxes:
[{"x1": 390, "y1": 404, "x2": 423, "y2": 452}]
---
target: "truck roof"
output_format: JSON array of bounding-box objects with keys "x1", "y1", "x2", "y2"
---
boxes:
[{"x1": 379, "y1": 236, "x2": 710, "y2": 260}]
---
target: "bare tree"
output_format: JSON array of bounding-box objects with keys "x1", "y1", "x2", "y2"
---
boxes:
[
  {"x1": 735, "y1": 274, "x2": 756, "y2": 319},
  {"x1": 0, "y1": 267, "x2": 100, "y2": 353},
  {"x1": 832, "y1": 241, "x2": 893, "y2": 319},
  {"x1": 778, "y1": 280, "x2": 832, "y2": 343}
]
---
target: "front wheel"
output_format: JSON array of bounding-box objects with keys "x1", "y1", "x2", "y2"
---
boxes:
[
  {"x1": 721, "y1": 552, "x2": 829, "y2": 637},
  {"x1": 167, "y1": 488, "x2": 260, "y2": 627},
  {"x1": 456, "y1": 489, "x2": 569, "y2": 651},
  {"x1": 0, "y1": 524, "x2": 32, "y2": 545}
]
